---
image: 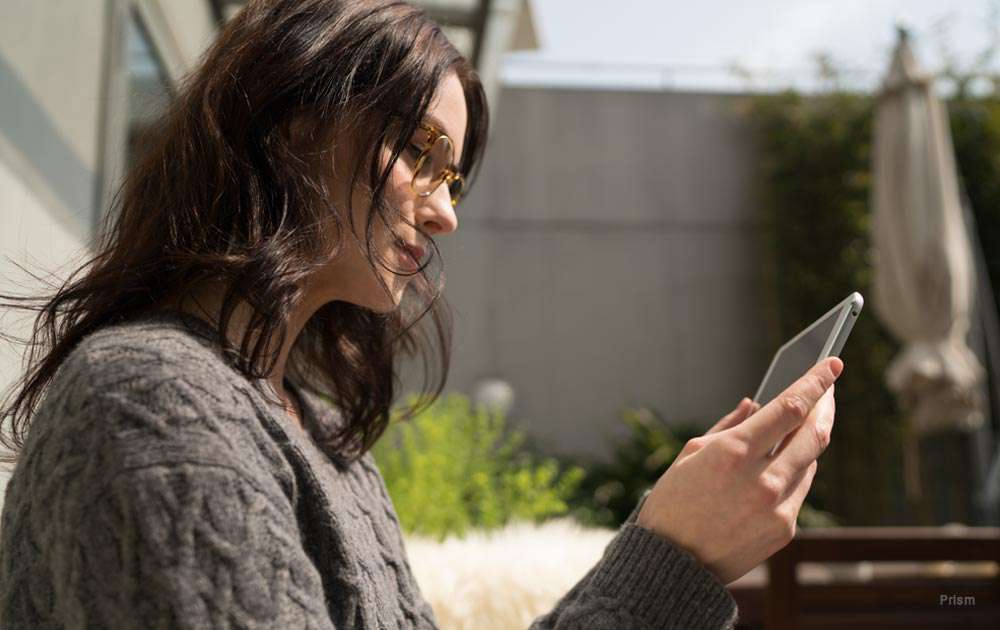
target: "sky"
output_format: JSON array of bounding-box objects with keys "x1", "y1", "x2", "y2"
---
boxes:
[{"x1": 501, "y1": 0, "x2": 1000, "y2": 93}]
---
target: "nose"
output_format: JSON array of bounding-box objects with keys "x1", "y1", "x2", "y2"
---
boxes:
[{"x1": 416, "y1": 181, "x2": 459, "y2": 235}]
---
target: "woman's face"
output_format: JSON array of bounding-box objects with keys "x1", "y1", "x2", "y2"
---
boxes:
[{"x1": 310, "y1": 71, "x2": 468, "y2": 313}]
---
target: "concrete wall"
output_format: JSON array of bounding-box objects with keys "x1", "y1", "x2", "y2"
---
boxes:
[
  {"x1": 0, "y1": 0, "x2": 215, "y2": 508},
  {"x1": 409, "y1": 87, "x2": 771, "y2": 462},
  {"x1": 0, "y1": 0, "x2": 109, "y2": 506}
]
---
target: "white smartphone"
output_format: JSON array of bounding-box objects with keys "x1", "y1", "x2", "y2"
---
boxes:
[{"x1": 754, "y1": 292, "x2": 864, "y2": 457}]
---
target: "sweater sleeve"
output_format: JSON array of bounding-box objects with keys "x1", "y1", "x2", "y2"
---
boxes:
[
  {"x1": 527, "y1": 490, "x2": 739, "y2": 630},
  {"x1": 55, "y1": 462, "x2": 338, "y2": 629}
]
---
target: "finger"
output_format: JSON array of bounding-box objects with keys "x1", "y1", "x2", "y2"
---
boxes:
[
  {"x1": 775, "y1": 384, "x2": 836, "y2": 470},
  {"x1": 735, "y1": 357, "x2": 843, "y2": 459},
  {"x1": 706, "y1": 398, "x2": 754, "y2": 435}
]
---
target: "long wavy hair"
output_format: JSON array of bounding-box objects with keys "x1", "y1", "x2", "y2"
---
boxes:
[{"x1": 0, "y1": 0, "x2": 489, "y2": 462}]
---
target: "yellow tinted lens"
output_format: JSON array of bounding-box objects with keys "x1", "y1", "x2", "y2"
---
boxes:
[
  {"x1": 413, "y1": 135, "x2": 453, "y2": 195},
  {"x1": 448, "y1": 176, "x2": 464, "y2": 206}
]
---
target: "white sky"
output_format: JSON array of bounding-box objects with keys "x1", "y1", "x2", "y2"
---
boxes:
[{"x1": 502, "y1": 0, "x2": 1000, "y2": 93}]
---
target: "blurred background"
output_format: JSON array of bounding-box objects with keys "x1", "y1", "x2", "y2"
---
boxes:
[{"x1": 3, "y1": 1, "x2": 1000, "y2": 627}]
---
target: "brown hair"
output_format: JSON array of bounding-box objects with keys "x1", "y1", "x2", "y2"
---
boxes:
[{"x1": 0, "y1": 0, "x2": 490, "y2": 462}]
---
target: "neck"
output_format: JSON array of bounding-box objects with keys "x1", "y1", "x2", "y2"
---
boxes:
[{"x1": 158, "y1": 280, "x2": 322, "y2": 403}]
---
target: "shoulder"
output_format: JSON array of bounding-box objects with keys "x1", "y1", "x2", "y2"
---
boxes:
[
  {"x1": 23, "y1": 312, "x2": 284, "y2": 488},
  {"x1": 54, "y1": 311, "x2": 241, "y2": 403}
]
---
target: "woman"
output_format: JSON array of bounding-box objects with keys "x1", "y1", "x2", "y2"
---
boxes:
[{"x1": 0, "y1": 0, "x2": 842, "y2": 628}]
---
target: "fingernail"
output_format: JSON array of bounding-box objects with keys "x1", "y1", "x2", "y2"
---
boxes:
[{"x1": 830, "y1": 357, "x2": 844, "y2": 378}]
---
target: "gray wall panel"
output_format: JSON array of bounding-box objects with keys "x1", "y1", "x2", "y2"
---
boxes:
[{"x1": 402, "y1": 86, "x2": 770, "y2": 461}]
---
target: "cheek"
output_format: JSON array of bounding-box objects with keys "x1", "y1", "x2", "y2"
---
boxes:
[
  {"x1": 379, "y1": 145, "x2": 412, "y2": 186},
  {"x1": 344, "y1": 160, "x2": 408, "y2": 230},
  {"x1": 388, "y1": 152, "x2": 413, "y2": 196},
  {"x1": 366, "y1": 148, "x2": 416, "y2": 240},
  {"x1": 382, "y1": 157, "x2": 416, "y2": 214}
]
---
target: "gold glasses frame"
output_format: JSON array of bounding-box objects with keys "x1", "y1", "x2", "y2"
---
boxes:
[{"x1": 409, "y1": 122, "x2": 465, "y2": 207}]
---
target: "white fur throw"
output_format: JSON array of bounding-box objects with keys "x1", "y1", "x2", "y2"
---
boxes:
[{"x1": 403, "y1": 518, "x2": 617, "y2": 630}]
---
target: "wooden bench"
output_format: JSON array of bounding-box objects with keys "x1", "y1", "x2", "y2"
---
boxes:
[{"x1": 729, "y1": 526, "x2": 1000, "y2": 629}]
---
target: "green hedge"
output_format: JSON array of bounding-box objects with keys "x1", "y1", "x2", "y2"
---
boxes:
[
  {"x1": 739, "y1": 87, "x2": 1000, "y2": 525},
  {"x1": 948, "y1": 94, "x2": 1000, "y2": 309}
]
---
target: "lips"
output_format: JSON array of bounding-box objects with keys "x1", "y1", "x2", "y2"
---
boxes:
[{"x1": 395, "y1": 240, "x2": 425, "y2": 271}]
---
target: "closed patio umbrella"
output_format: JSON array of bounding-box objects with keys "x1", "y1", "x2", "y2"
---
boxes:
[{"x1": 871, "y1": 27, "x2": 985, "y2": 510}]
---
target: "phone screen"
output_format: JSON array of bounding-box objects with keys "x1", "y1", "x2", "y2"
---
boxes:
[{"x1": 755, "y1": 308, "x2": 841, "y2": 406}]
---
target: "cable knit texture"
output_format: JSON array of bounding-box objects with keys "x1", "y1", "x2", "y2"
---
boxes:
[{"x1": 0, "y1": 311, "x2": 739, "y2": 629}]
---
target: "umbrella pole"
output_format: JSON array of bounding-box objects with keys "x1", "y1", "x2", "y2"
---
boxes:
[
  {"x1": 901, "y1": 400, "x2": 936, "y2": 524},
  {"x1": 903, "y1": 428, "x2": 922, "y2": 504}
]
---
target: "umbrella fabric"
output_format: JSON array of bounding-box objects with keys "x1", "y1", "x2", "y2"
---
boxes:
[{"x1": 871, "y1": 29, "x2": 985, "y2": 501}]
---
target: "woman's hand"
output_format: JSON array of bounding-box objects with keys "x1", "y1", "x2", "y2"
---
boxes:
[{"x1": 636, "y1": 357, "x2": 842, "y2": 585}]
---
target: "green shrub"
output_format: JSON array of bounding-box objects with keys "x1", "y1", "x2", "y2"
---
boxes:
[
  {"x1": 372, "y1": 393, "x2": 586, "y2": 541},
  {"x1": 561, "y1": 405, "x2": 842, "y2": 528},
  {"x1": 560, "y1": 407, "x2": 693, "y2": 528}
]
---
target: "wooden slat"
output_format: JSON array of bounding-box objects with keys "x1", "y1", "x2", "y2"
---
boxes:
[
  {"x1": 800, "y1": 610, "x2": 1000, "y2": 630},
  {"x1": 729, "y1": 582, "x2": 764, "y2": 627},
  {"x1": 791, "y1": 527, "x2": 1000, "y2": 562},
  {"x1": 798, "y1": 579, "x2": 1000, "y2": 608},
  {"x1": 765, "y1": 547, "x2": 798, "y2": 630},
  {"x1": 759, "y1": 528, "x2": 1000, "y2": 629}
]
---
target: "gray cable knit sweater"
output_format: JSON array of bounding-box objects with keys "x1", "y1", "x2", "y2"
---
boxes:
[{"x1": 0, "y1": 310, "x2": 739, "y2": 629}]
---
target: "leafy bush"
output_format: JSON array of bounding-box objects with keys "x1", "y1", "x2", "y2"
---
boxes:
[
  {"x1": 948, "y1": 94, "x2": 1000, "y2": 314},
  {"x1": 561, "y1": 405, "x2": 843, "y2": 528},
  {"x1": 738, "y1": 88, "x2": 906, "y2": 525},
  {"x1": 559, "y1": 407, "x2": 694, "y2": 528},
  {"x1": 372, "y1": 393, "x2": 586, "y2": 541}
]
